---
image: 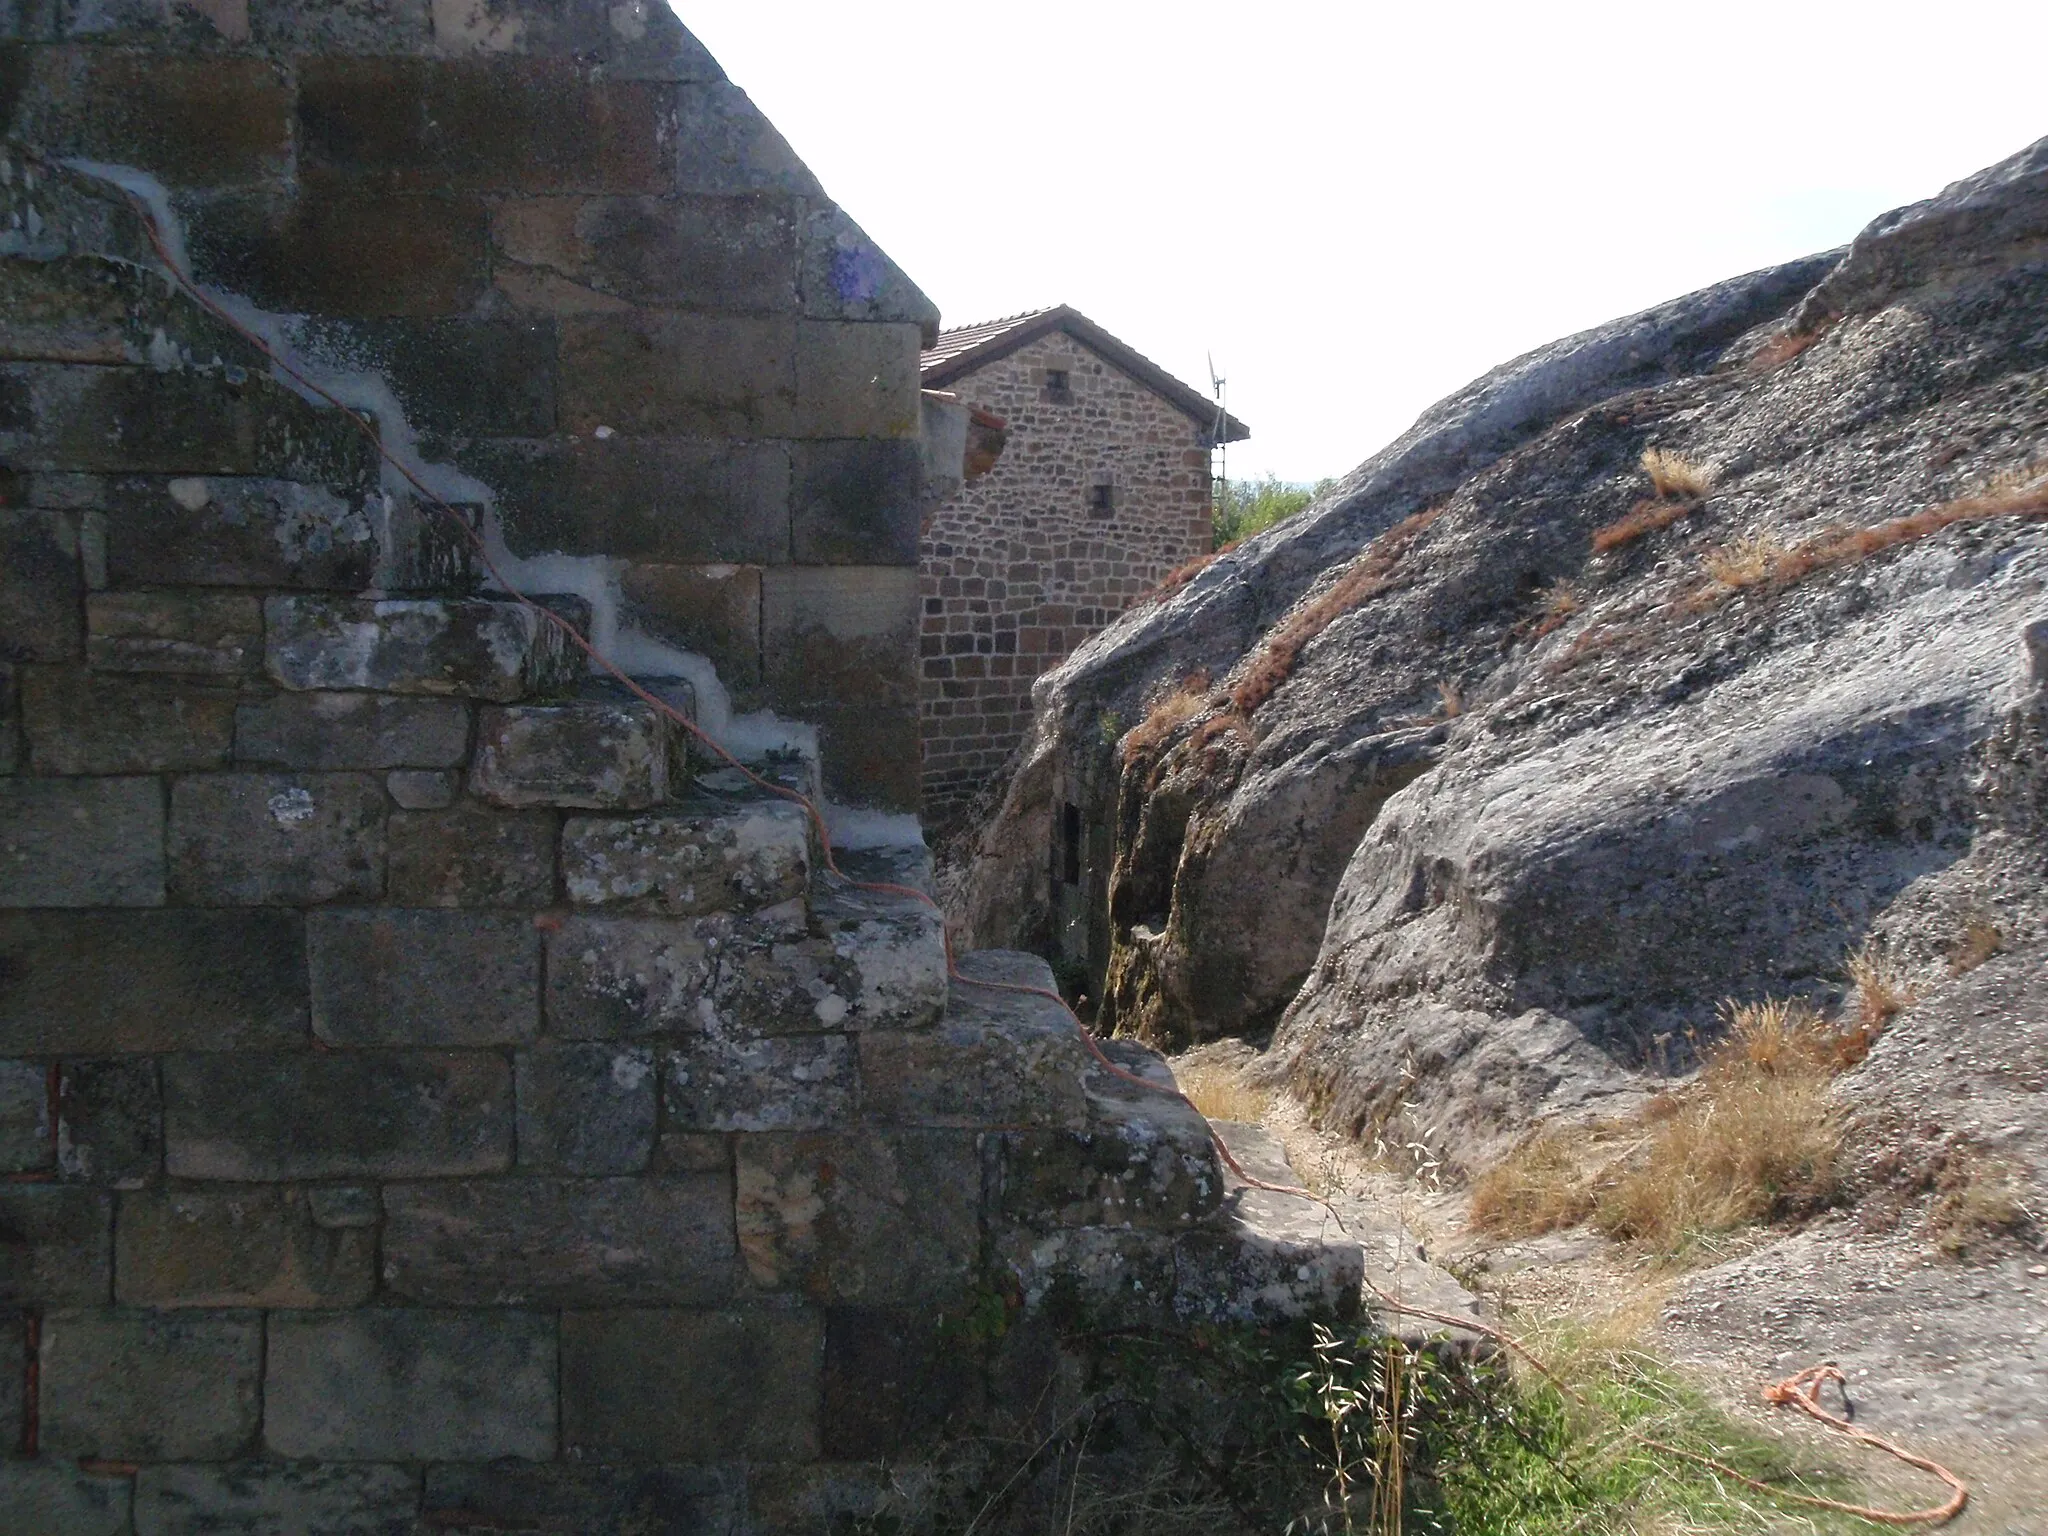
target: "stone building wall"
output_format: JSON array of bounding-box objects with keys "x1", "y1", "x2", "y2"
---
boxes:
[
  {"x1": 920, "y1": 330, "x2": 1215, "y2": 824},
  {"x1": 0, "y1": 9, "x2": 1359, "y2": 1530}
]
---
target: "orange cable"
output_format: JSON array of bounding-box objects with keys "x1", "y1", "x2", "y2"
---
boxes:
[{"x1": 87, "y1": 159, "x2": 1967, "y2": 1530}]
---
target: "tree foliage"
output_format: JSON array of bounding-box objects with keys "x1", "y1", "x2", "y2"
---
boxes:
[{"x1": 1214, "y1": 473, "x2": 1336, "y2": 548}]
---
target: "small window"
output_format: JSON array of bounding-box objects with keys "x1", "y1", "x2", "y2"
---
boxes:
[
  {"x1": 1061, "y1": 803, "x2": 1083, "y2": 886},
  {"x1": 1043, "y1": 368, "x2": 1072, "y2": 402},
  {"x1": 1087, "y1": 483, "x2": 1115, "y2": 517}
]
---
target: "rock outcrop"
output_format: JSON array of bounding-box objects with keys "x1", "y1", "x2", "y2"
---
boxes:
[{"x1": 964, "y1": 137, "x2": 2048, "y2": 1167}]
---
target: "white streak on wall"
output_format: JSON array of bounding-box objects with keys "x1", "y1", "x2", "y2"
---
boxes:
[{"x1": 60, "y1": 157, "x2": 825, "y2": 764}]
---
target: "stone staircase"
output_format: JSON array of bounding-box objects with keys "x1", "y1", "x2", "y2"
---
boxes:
[{"x1": 3, "y1": 555, "x2": 1416, "y2": 1528}]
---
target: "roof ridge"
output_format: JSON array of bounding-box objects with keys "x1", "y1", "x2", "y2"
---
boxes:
[{"x1": 931, "y1": 305, "x2": 1064, "y2": 339}]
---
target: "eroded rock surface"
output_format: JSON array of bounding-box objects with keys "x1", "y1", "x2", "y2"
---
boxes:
[{"x1": 965, "y1": 137, "x2": 2048, "y2": 1167}]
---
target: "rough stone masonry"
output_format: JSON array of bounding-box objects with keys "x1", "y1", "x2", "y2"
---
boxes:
[{"x1": 0, "y1": 5, "x2": 1373, "y2": 1531}]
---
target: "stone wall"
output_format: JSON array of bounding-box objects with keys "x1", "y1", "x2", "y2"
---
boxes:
[
  {"x1": 0, "y1": 10, "x2": 1368, "y2": 1529},
  {"x1": 920, "y1": 330, "x2": 1214, "y2": 825},
  {"x1": 2, "y1": 0, "x2": 938, "y2": 813}
]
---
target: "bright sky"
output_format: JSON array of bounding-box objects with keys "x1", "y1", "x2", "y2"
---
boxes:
[{"x1": 683, "y1": 2, "x2": 2048, "y2": 485}]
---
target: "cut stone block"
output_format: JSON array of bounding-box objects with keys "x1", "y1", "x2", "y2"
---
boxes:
[
  {"x1": 265, "y1": 1309, "x2": 556, "y2": 1461},
  {"x1": 0, "y1": 1186, "x2": 112, "y2": 1305},
  {"x1": 619, "y1": 561, "x2": 763, "y2": 693},
  {"x1": 561, "y1": 1306, "x2": 822, "y2": 1462},
  {"x1": 40, "y1": 1308, "x2": 263, "y2": 1460},
  {"x1": 807, "y1": 880, "x2": 948, "y2": 1030},
  {"x1": 664, "y1": 1034, "x2": 855, "y2": 1132},
  {"x1": 860, "y1": 958, "x2": 1092, "y2": 1131},
  {"x1": 382, "y1": 1175, "x2": 735, "y2": 1305},
  {"x1": 386, "y1": 769, "x2": 459, "y2": 809},
  {"x1": 309, "y1": 909, "x2": 539, "y2": 1046},
  {"x1": 561, "y1": 797, "x2": 810, "y2": 914},
  {"x1": 115, "y1": 1186, "x2": 376, "y2": 1309},
  {"x1": 997, "y1": 1226, "x2": 1179, "y2": 1320},
  {"x1": 168, "y1": 772, "x2": 386, "y2": 906},
  {"x1": 490, "y1": 193, "x2": 798, "y2": 316},
  {"x1": 184, "y1": 183, "x2": 491, "y2": 321},
  {"x1": 822, "y1": 1306, "x2": 982, "y2": 1460},
  {"x1": 671, "y1": 80, "x2": 823, "y2": 197},
  {"x1": 792, "y1": 438, "x2": 924, "y2": 564},
  {"x1": 735, "y1": 1130, "x2": 979, "y2": 1302},
  {"x1": 793, "y1": 323, "x2": 923, "y2": 440},
  {"x1": 0, "y1": 507, "x2": 82, "y2": 663},
  {"x1": 516, "y1": 1041, "x2": 657, "y2": 1173},
  {"x1": 264, "y1": 594, "x2": 590, "y2": 701},
  {"x1": 295, "y1": 56, "x2": 666, "y2": 196},
  {"x1": 22, "y1": 669, "x2": 236, "y2": 774},
  {"x1": 0, "y1": 1463, "x2": 132, "y2": 1536},
  {"x1": 557, "y1": 310, "x2": 795, "y2": 437},
  {"x1": 57, "y1": 1059, "x2": 160, "y2": 1187},
  {"x1": 164, "y1": 1052, "x2": 512, "y2": 1181},
  {"x1": 235, "y1": 691, "x2": 472, "y2": 770},
  {"x1": 471, "y1": 698, "x2": 673, "y2": 808},
  {"x1": 0, "y1": 1058, "x2": 51, "y2": 1174},
  {"x1": 473, "y1": 433, "x2": 793, "y2": 565},
  {"x1": 800, "y1": 204, "x2": 940, "y2": 334},
  {"x1": 134, "y1": 1463, "x2": 419, "y2": 1536},
  {"x1": 0, "y1": 775, "x2": 165, "y2": 908},
  {"x1": 386, "y1": 802, "x2": 557, "y2": 908},
  {"x1": 995, "y1": 1106, "x2": 1224, "y2": 1235},
  {"x1": 1174, "y1": 1189, "x2": 1366, "y2": 1325},
  {"x1": 543, "y1": 914, "x2": 723, "y2": 1039},
  {"x1": 0, "y1": 910, "x2": 308, "y2": 1054},
  {"x1": 102, "y1": 476, "x2": 381, "y2": 591},
  {"x1": 422, "y1": 1464, "x2": 746, "y2": 1535},
  {"x1": 86, "y1": 590, "x2": 262, "y2": 675}
]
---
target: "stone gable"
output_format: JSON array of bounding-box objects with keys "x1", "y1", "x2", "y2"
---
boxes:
[{"x1": 920, "y1": 329, "x2": 1215, "y2": 823}]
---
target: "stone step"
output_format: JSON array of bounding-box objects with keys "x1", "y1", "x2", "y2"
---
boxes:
[
  {"x1": 264, "y1": 594, "x2": 591, "y2": 703},
  {"x1": 560, "y1": 791, "x2": 812, "y2": 919},
  {"x1": 470, "y1": 679, "x2": 696, "y2": 811}
]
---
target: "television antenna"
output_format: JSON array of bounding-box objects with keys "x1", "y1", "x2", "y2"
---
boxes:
[{"x1": 1208, "y1": 352, "x2": 1228, "y2": 531}]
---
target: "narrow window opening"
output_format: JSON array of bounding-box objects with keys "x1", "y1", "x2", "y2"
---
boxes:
[
  {"x1": 1061, "y1": 802, "x2": 1083, "y2": 886},
  {"x1": 1087, "y1": 483, "x2": 1115, "y2": 517},
  {"x1": 1044, "y1": 368, "x2": 1072, "y2": 402}
]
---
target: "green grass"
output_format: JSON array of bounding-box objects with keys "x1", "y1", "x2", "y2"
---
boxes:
[{"x1": 1373, "y1": 1323, "x2": 1903, "y2": 1536}]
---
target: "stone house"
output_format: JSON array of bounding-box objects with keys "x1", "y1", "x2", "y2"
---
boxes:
[
  {"x1": 0, "y1": 4, "x2": 1345, "y2": 1529},
  {"x1": 918, "y1": 306, "x2": 1250, "y2": 825}
]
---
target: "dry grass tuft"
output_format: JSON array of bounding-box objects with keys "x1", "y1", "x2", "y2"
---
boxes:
[
  {"x1": 1470, "y1": 999, "x2": 1879, "y2": 1257},
  {"x1": 1705, "y1": 465, "x2": 2048, "y2": 595},
  {"x1": 1143, "y1": 547, "x2": 1225, "y2": 605},
  {"x1": 1118, "y1": 672, "x2": 1211, "y2": 762},
  {"x1": 1174, "y1": 1059, "x2": 1274, "y2": 1125},
  {"x1": 1640, "y1": 447, "x2": 1715, "y2": 501},
  {"x1": 1700, "y1": 529, "x2": 1791, "y2": 588},
  {"x1": 1746, "y1": 328, "x2": 1824, "y2": 373},
  {"x1": 1592, "y1": 498, "x2": 1696, "y2": 554},
  {"x1": 1843, "y1": 941, "x2": 1917, "y2": 1033},
  {"x1": 1931, "y1": 1156, "x2": 2035, "y2": 1258},
  {"x1": 1469, "y1": 1123, "x2": 1617, "y2": 1238},
  {"x1": 1947, "y1": 915, "x2": 2004, "y2": 976},
  {"x1": 1229, "y1": 504, "x2": 1443, "y2": 717}
]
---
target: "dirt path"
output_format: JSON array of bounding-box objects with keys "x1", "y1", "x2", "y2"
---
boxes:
[{"x1": 1188, "y1": 1060, "x2": 2048, "y2": 1535}]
